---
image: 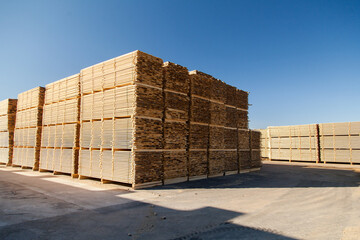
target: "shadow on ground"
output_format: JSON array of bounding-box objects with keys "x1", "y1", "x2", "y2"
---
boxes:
[
  {"x1": 155, "y1": 163, "x2": 360, "y2": 190},
  {"x1": 0, "y1": 165, "x2": 298, "y2": 240}
]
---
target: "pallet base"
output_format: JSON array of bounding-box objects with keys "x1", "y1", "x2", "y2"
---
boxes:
[
  {"x1": 78, "y1": 175, "x2": 132, "y2": 187},
  {"x1": 189, "y1": 175, "x2": 207, "y2": 181},
  {"x1": 71, "y1": 173, "x2": 79, "y2": 178},
  {"x1": 133, "y1": 181, "x2": 162, "y2": 190},
  {"x1": 225, "y1": 170, "x2": 238, "y2": 176},
  {"x1": 164, "y1": 176, "x2": 188, "y2": 185},
  {"x1": 208, "y1": 173, "x2": 225, "y2": 178},
  {"x1": 21, "y1": 166, "x2": 32, "y2": 170},
  {"x1": 249, "y1": 167, "x2": 261, "y2": 172}
]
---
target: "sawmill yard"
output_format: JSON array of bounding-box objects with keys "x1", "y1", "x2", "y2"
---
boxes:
[{"x1": 1, "y1": 161, "x2": 360, "y2": 240}]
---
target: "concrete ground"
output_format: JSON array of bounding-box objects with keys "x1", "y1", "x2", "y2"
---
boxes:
[{"x1": 0, "y1": 162, "x2": 360, "y2": 240}]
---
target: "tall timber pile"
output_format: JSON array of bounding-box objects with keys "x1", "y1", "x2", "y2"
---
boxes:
[
  {"x1": 40, "y1": 74, "x2": 80, "y2": 176},
  {"x1": 13, "y1": 87, "x2": 45, "y2": 169},
  {"x1": 0, "y1": 99, "x2": 17, "y2": 165},
  {"x1": 77, "y1": 51, "x2": 260, "y2": 188},
  {"x1": 319, "y1": 122, "x2": 360, "y2": 164},
  {"x1": 267, "y1": 124, "x2": 319, "y2": 162},
  {"x1": 1, "y1": 50, "x2": 261, "y2": 188},
  {"x1": 261, "y1": 122, "x2": 360, "y2": 165}
]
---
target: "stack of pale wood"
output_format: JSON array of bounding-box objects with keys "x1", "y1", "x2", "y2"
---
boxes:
[
  {"x1": 266, "y1": 124, "x2": 319, "y2": 162},
  {"x1": 40, "y1": 74, "x2": 80, "y2": 176},
  {"x1": 76, "y1": 50, "x2": 256, "y2": 188},
  {"x1": 0, "y1": 99, "x2": 17, "y2": 165},
  {"x1": 259, "y1": 129, "x2": 269, "y2": 159},
  {"x1": 13, "y1": 87, "x2": 45, "y2": 169},
  {"x1": 261, "y1": 122, "x2": 360, "y2": 165},
  {"x1": 319, "y1": 122, "x2": 360, "y2": 164},
  {"x1": 79, "y1": 51, "x2": 141, "y2": 184}
]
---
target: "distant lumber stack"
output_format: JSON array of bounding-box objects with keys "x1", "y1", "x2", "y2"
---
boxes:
[
  {"x1": 267, "y1": 124, "x2": 319, "y2": 162},
  {"x1": 40, "y1": 74, "x2": 80, "y2": 176},
  {"x1": 319, "y1": 122, "x2": 360, "y2": 164},
  {"x1": 0, "y1": 99, "x2": 17, "y2": 165},
  {"x1": 260, "y1": 122, "x2": 360, "y2": 165},
  {"x1": 13, "y1": 87, "x2": 45, "y2": 170}
]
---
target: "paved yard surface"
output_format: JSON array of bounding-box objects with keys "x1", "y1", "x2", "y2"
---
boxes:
[{"x1": 0, "y1": 161, "x2": 360, "y2": 240}]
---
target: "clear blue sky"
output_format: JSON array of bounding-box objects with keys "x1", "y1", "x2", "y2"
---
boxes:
[{"x1": 1, "y1": 0, "x2": 359, "y2": 129}]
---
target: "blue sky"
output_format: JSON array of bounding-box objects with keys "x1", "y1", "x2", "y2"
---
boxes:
[{"x1": 1, "y1": 0, "x2": 359, "y2": 129}]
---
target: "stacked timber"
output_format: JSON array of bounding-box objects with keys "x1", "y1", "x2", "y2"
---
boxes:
[
  {"x1": 250, "y1": 130, "x2": 262, "y2": 168},
  {"x1": 0, "y1": 99, "x2": 17, "y2": 165},
  {"x1": 188, "y1": 71, "x2": 250, "y2": 178},
  {"x1": 268, "y1": 124, "x2": 319, "y2": 162},
  {"x1": 79, "y1": 50, "x2": 164, "y2": 187},
  {"x1": 319, "y1": 122, "x2": 360, "y2": 164},
  {"x1": 188, "y1": 71, "x2": 211, "y2": 180},
  {"x1": 13, "y1": 87, "x2": 45, "y2": 169},
  {"x1": 235, "y1": 90, "x2": 250, "y2": 172},
  {"x1": 258, "y1": 129, "x2": 269, "y2": 159},
  {"x1": 224, "y1": 85, "x2": 239, "y2": 175},
  {"x1": 208, "y1": 76, "x2": 227, "y2": 177},
  {"x1": 39, "y1": 74, "x2": 80, "y2": 176},
  {"x1": 162, "y1": 62, "x2": 190, "y2": 184},
  {"x1": 131, "y1": 52, "x2": 164, "y2": 188}
]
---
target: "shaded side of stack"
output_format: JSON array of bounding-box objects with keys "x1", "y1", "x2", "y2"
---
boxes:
[
  {"x1": 224, "y1": 85, "x2": 239, "y2": 175},
  {"x1": 188, "y1": 71, "x2": 250, "y2": 178},
  {"x1": 131, "y1": 52, "x2": 164, "y2": 187},
  {"x1": 40, "y1": 74, "x2": 80, "y2": 175},
  {"x1": 234, "y1": 90, "x2": 250, "y2": 171},
  {"x1": 250, "y1": 130, "x2": 262, "y2": 168},
  {"x1": 319, "y1": 122, "x2": 360, "y2": 164},
  {"x1": 79, "y1": 51, "x2": 138, "y2": 183},
  {"x1": 208, "y1": 74, "x2": 227, "y2": 177},
  {"x1": 13, "y1": 87, "x2": 45, "y2": 169},
  {"x1": 0, "y1": 99, "x2": 17, "y2": 165},
  {"x1": 188, "y1": 71, "x2": 211, "y2": 180},
  {"x1": 161, "y1": 62, "x2": 190, "y2": 184},
  {"x1": 268, "y1": 124, "x2": 319, "y2": 162}
]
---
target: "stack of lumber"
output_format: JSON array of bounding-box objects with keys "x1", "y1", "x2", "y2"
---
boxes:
[
  {"x1": 319, "y1": 122, "x2": 360, "y2": 164},
  {"x1": 40, "y1": 74, "x2": 80, "y2": 176},
  {"x1": 188, "y1": 70, "x2": 250, "y2": 178},
  {"x1": 259, "y1": 129, "x2": 269, "y2": 159},
  {"x1": 188, "y1": 71, "x2": 211, "y2": 180},
  {"x1": 0, "y1": 50, "x2": 246, "y2": 188},
  {"x1": 162, "y1": 62, "x2": 190, "y2": 184},
  {"x1": 265, "y1": 124, "x2": 319, "y2": 162},
  {"x1": 79, "y1": 51, "x2": 163, "y2": 186},
  {"x1": 250, "y1": 130, "x2": 262, "y2": 168},
  {"x1": 13, "y1": 87, "x2": 45, "y2": 169},
  {"x1": 76, "y1": 50, "x2": 254, "y2": 188},
  {"x1": 0, "y1": 99, "x2": 17, "y2": 165}
]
